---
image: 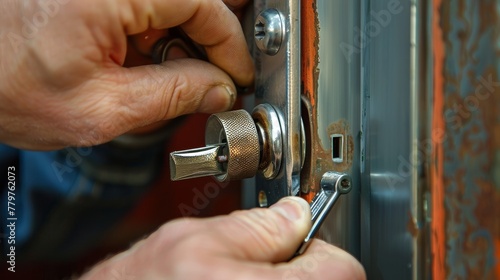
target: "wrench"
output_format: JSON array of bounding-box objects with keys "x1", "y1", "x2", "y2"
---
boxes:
[{"x1": 294, "y1": 172, "x2": 353, "y2": 256}]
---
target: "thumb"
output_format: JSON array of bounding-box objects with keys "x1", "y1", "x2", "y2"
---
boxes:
[
  {"x1": 85, "y1": 59, "x2": 236, "y2": 137},
  {"x1": 118, "y1": 59, "x2": 236, "y2": 118},
  {"x1": 207, "y1": 196, "x2": 312, "y2": 262}
]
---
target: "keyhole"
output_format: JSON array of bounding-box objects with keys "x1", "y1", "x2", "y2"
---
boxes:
[{"x1": 255, "y1": 21, "x2": 266, "y2": 40}]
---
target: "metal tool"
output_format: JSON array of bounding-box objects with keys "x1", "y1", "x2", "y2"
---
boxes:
[
  {"x1": 169, "y1": 144, "x2": 226, "y2": 180},
  {"x1": 294, "y1": 172, "x2": 353, "y2": 256},
  {"x1": 151, "y1": 27, "x2": 207, "y2": 64}
]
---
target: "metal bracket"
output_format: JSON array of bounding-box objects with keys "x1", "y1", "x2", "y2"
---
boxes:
[{"x1": 253, "y1": 0, "x2": 301, "y2": 206}]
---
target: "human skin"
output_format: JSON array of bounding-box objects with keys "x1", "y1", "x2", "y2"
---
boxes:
[
  {"x1": 80, "y1": 197, "x2": 366, "y2": 280},
  {"x1": 0, "y1": 0, "x2": 253, "y2": 150}
]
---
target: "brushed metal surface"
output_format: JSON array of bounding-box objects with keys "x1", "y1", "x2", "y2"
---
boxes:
[
  {"x1": 361, "y1": 0, "x2": 415, "y2": 278},
  {"x1": 313, "y1": 0, "x2": 362, "y2": 262},
  {"x1": 302, "y1": 0, "x2": 419, "y2": 277}
]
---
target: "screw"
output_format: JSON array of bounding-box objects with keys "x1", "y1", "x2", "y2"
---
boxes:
[
  {"x1": 339, "y1": 178, "x2": 352, "y2": 194},
  {"x1": 341, "y1": 179, "x2": 351, "y2": 189},
  {"x1": 254, "y1": 9, "x2": 284, "y2": 56}
]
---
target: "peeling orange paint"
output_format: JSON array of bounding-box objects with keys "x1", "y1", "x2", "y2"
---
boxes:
[
  {"x1": 301, "y1": 0, "x2": 319, "y2": 110},
  {"x1": 300, "y1": 0, "x2": 320, "y2": 202},
  {"x1": 299, "y1": 1, "x2": 355, "y2": 204},
  {"x1": 431, "y1": 0, "x2": 446, "y2": 279}
]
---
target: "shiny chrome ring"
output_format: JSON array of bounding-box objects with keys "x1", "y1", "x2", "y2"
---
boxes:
[{"x1": 252, "y1": 104, "x2": 283, "y2": 180}]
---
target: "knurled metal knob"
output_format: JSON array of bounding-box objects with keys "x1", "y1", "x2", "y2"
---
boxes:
[
  {"x1": 205, "y1": 110, "x2": 260, "y2": 181},
  {"x1": 170, "y1": 110, "x2": 260, "y2": 181}
]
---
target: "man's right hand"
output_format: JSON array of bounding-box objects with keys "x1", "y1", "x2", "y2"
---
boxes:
[{"x1": 81, "y1": 197, "x2": 366, "y2": 280}]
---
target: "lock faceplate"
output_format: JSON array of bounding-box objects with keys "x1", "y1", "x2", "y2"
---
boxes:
[{"x1": 253, "y1": 0, "x2": 302, "y2": 205}]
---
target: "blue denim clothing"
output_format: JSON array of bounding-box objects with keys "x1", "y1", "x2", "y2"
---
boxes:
[{"x1": 0, "y1": 141, "x2": 165, "y2": 261}]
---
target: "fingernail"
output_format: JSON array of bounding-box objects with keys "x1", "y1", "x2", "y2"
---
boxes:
[
  {"x1": 270, "y1": 197, "x2": 309, "y2": 222},
  {"x1": 200, "y1": 85, "x2": 235, "y2": 113}
]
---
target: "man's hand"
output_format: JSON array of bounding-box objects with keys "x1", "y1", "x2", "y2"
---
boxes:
[
  {"x1": 0, "y1": 0, "x2": 253, "y2": 150},
  {"x1": 81, "y1": 197, "x2": 366, "y2": 280}
]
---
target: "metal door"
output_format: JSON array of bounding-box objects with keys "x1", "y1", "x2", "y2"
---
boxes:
[{"x1": 250, "y1": 0, "x2": 500, "y2": 279}]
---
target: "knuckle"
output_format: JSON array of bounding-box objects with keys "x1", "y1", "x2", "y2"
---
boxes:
[{"x1": 157, "y1": 68, "x2": 191, "y2": 119}]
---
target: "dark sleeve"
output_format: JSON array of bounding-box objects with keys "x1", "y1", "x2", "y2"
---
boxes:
[{"x1": 1, "y1": 129, "x2": 172, "y2": 261}]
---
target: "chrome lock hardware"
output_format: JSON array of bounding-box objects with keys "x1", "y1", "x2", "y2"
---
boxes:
[{"x1": 169, "y1": 104, "x2": 285, "y2": 182}]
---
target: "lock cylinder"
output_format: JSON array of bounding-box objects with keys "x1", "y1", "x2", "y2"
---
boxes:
[{"x1": 169, "y1": 104, "x2": 284, "y2": 182}]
